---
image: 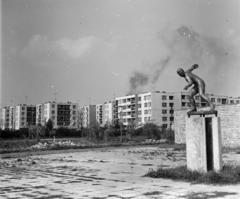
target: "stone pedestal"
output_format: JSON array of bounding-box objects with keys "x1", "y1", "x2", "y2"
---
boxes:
[{"x1": 186, "y1": 115, "x2": 222, "y2": 172}]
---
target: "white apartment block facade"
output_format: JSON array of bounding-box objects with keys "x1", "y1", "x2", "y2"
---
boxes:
[
  {"x1": 115, "y1": 94, "x2": 137, "y2": 127},
  {"x1": 15, "y1": 104, "x2": 36, "y2": 130},
  {"x1": 80, "y1": 105, "x2": 96, "y2": 128},
  {"x1": 96, "y1": 104, "x2": 103, "y2": 126},
  {"x1": 102, "y1": 101, "x2": 113, "y2": 126},
  {"x1": 1, "y1": 107, "x2": 10, "y2": 130},
  {"x1": 9, "y1": 106, "x2": 15, "y2": 130},
  {"x1": 1, "y1": 105, "x2": 36, "y2": 130},
  {"x1": 115, "y1": 91, "x2": 240, "y2": 129},
  {"x1": 37, "y1": 101, "x2": 77, "y2": 129}
]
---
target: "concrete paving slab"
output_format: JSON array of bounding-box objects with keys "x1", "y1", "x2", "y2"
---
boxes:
[{"x1": 1, "y1": 146, "x2": 240, "y2": 198}]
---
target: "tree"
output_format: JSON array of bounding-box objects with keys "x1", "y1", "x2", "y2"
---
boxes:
[
  {"x1": 45, "y1": 119, "x2": 54, "y2": 137},
  {"x1": 143, "y1": 123, "x2": 162, "y2": 139}
]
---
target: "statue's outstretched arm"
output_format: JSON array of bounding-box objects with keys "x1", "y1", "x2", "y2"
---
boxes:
[{"x1": 186, "y1": 64, "x2": 199, "y2": 72}]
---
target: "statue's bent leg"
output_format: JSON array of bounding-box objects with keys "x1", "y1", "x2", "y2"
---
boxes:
[
  {"x1": 188, "y1": 89, "x2": 197, "y2": 113},
  {"x1": 199, "y1": 92, "x2": 215, "y2": 111}
]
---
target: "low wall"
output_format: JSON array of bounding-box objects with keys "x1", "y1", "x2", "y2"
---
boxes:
[{"x1": 174, "y1": 104, "x2": 240, "y2": 147}]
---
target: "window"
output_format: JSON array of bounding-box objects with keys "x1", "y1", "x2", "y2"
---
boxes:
[
  {"x1": 144, "y1": 117, "x2": 151, "y2": 122},
  {"x1": 170, "y1": 117, "x2": 174, "y2": 121},
  {"x1": 52, "y1": 104, "x2": 55, "y2": 108},
  {"x1": 144, "y1": 103, "x2": 148, "y2": 107},
  {"x1": 123, "y1": 99, "x2": 126, "y2": 103},
  {"x1": 138, "y1": 111, "x2": 141, "y2": 115},
  {"x1": 211, "y1": 98, "x2": 215, "y2": 102},
  {"x1": 169, "y1": 103, "x2": 174, "y2": 107},
  {"x1": 73, "y1": 105, "x2": 76, "y2": 109},
  {"x1": 144, "y1": 95, "x2": 151, "y2": 101},
  {"x1": 162, "y1": 124, "x2": 167, "y2": 128},
  {"x1": 222, "y1": 99, "x2": 227, "y2": 104},
  {"x1": 52, "y1": 110, "x2": 55, "y2": 114},
  {"x1": 138, "y1": 97, "x2": 141, "y2": 101},
  {"x1": 162, "y1": 95, "x2": 167, "y2": 100},
  {"x1": 169, "y1": 110, "x2": 174, "y2": 114},
  {"x1": 162, "y1": 117, "x2": 167, "y2": 121},
  {"x1": 138, "y1": 104, "x2": 141, "y2": 108},
  {"x1": 162, "y1": 109, "x2": 167, "y2": 114},
  {"x1": 181, "y1": 95, "x2": 186, "y2": 99},
  {"x1": 162, "y1": 103, "x2": 167, "y2": 107},
  {"x1": 230, "y1": 100, "x2": 234, "y2": 104},
  {"x1": 195, "y1": 96, "x2": 200, "y2": 100},
  {"x1": 217, "y1": 98, "x2": 221, "y2": 103},
  {"x1": 182, "y1": 102, "x2": 186, "y2": 107},
  {"x1": 169, "y1": 96, "x2": 174, "y2": 100},
  {"x1": 237, "y1": 100, "x2": 240, "y2": 104}
]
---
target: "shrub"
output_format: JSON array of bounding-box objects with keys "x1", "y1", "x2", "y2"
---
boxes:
[
  {"x1": 161, "y1": 129, "x2": 175, "y2": 143},
  {"x1": 55, "y1": 128, "x2": 81, "y2": 138},
  {"x1": 145, "y1": 165, "x2": 240, "y2": 184},
  {"x1": 142, "y1": 123, "x2": 162, "y2": 139},
  {"x1": 0, "y1": 128, "x2": 28, "y2": 139}
]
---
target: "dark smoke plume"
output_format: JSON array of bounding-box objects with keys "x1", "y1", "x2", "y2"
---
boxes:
[
  {"x1": 129, "y1": 72, "x2": 149, "y2": 93},
  {"x1": 128, "y1": 24, "x2": 238, "y2": 94},
  {"x1": 151, "y1": 56, "x2": 170, "y2": 84}
]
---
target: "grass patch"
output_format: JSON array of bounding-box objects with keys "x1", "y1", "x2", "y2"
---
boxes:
[
  {"x1": 0, "y1": 137, "x2": 185, "y2": 154},
  {"x1": 145, "y1": 165, "x2": 240, "y2": 184}
]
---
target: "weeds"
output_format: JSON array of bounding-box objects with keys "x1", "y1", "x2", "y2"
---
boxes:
[{"x1": 145, "y1": 165, "x2": 240, "y2": 184}]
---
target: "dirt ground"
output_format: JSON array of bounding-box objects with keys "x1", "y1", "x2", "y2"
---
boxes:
[{"x1": 1, "y1": 145, "x2": 240, "y2": 199}]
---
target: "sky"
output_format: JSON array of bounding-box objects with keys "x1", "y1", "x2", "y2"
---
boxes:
[{"x1": 1, "y1": 0, "x2": 240, "y2": 106}]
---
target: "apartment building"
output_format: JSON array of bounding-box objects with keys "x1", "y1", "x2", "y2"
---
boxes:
[
  {"x1": 137, "y1": 91, "x2": 177, "y2": 129},
  {"x1": 15, "y1": 104, "x2": 36, "y2": 130},
  {"x1": 96, "y1": 104, "x2": 103, "y2": 126},
  {"x1": 1, "y1": 107, "x2": 10, "y2": 130},
  {"x1": 36, "y1": 104, "x2": 44, "y2": 125},
  {"x1": 39, "y1": 101, "x2": 77, "y2": 129},
  {"x1": 114, "y1": 91, "x2": 240, "y2": 129},
  {"x1": 115, "y1": 94, "x2": 138, "y2": 127},
  {"x1": 102, "y1": 101, "x2": 113, "y2": 126},
  {"x1": 80, "y1": 105, "x2": 96, "y2": 128},
  {"x1": 9, "y1": 106, "x2": 15, "y2": 130},
  {"x1": 179, "y1": 92, "x2": 240, "y2": 110}
]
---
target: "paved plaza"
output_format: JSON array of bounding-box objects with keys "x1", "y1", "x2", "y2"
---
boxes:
[{"x1": 1, "y1": 146, "x2": 240, "y2": 198}]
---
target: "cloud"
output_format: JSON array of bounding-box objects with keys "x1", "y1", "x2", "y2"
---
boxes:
[
  {"x1": 21, "y1": 35, "x2": 115, "y2": 65},
  {"x1": 57, "y1": 36, "x2": 96, "y2": 58}
]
